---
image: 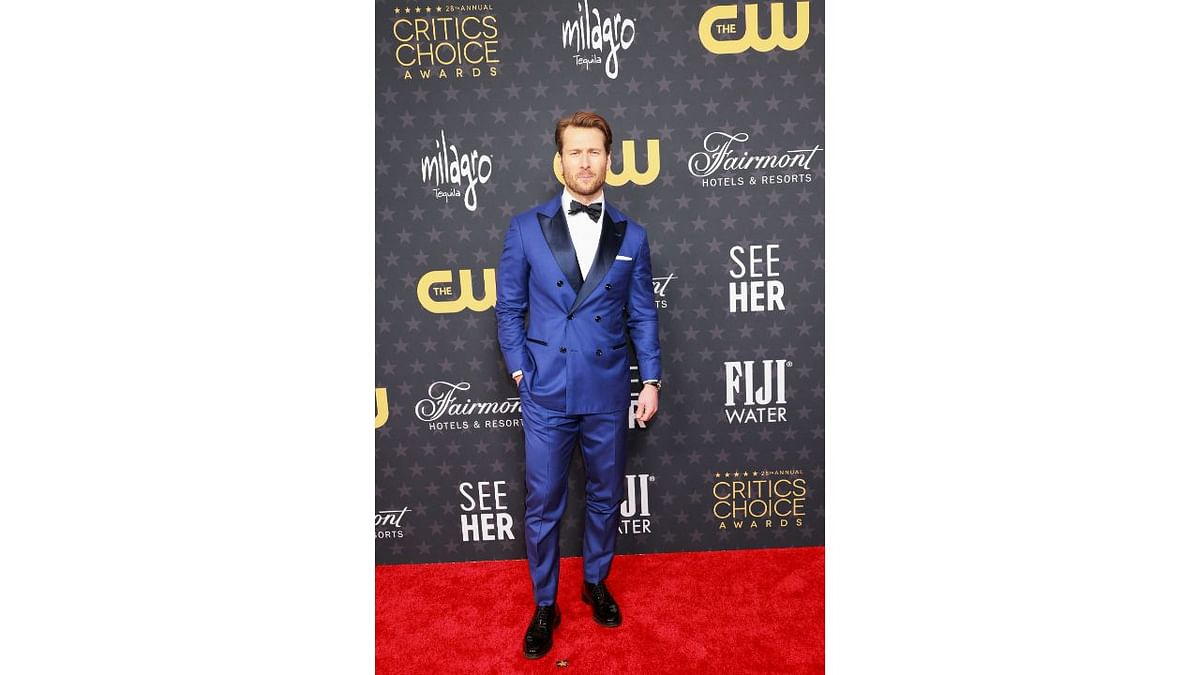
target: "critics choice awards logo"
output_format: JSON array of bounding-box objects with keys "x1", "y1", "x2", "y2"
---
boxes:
[
  {"x1": 561, "y1": 0, "x2": 637, "y2": 79},
  {"x1": 711, "y1": 469, "x2": 806, "y2": 530},
  {"x1": 725, "y1": 358, "x2": 790, "y2": 423},
  {"x1": 420, "y1": 129, "x2": 493, "y2": 212},
  {"x1": 699, "y1": 2, "x2": 810, "y2": 55},
  {"x1": 689, "y1": 131, "x2": 821, "y2": 188},
  {"x1": 392, "y1": 4, "x2": 501, "y2": 79},
  {"x1": 415, "y1": 380, "x2": 522, "y2": 431}
]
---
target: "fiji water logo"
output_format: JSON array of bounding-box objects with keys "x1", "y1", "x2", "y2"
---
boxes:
[{"x1": 724, "y1": 359, "x2": 790, "y2": 424}]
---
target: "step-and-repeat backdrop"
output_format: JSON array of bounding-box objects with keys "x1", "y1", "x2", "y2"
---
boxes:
[{"x1": 376, "y1": 1, "x2": 824, "y2": 564}]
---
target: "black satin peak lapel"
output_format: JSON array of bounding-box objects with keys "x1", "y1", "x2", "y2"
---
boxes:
[
  {"x1": 569, "y1": 210, "x2": 626, "y2": 316},
  {"x1": 538, "y1": 207, "x2": 584, "y2": 293}
]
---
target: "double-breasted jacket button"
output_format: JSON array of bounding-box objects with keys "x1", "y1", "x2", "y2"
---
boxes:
[
  {"x1": 594, "y1": 315, "x2": 601, "y2": 322},
  {"x1": 604, "y1": 283, "x2": 612, "y2": 290},
  {"x1": 560, "y1": 346, "x2": 567, "y2": 353},
  {"x1": 595, "y1": 349, "x2": 603, "y2": 356},
  {"x1": 567, "y1": 313, "x2": 574, "y2": 320},
  {"x1": 556, "y1": 280, "x2": 564, "y2": 287}
]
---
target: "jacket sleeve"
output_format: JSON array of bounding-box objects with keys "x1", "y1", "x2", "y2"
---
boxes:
[
  {"x1": 626, "y1": 230, "x2": 662, "y2": 382},
  {"x1": 495, "y1": 217, "x2": 530, "y2": 376}
]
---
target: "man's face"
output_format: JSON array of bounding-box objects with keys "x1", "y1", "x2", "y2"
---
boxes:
[{"x1": 559, "y1": 125, "x2": 610, "y2": 200}]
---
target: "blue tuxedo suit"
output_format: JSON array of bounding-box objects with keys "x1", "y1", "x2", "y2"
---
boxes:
[{"x1": 496, "y1": 195, "x2": 661, "y2": 605}]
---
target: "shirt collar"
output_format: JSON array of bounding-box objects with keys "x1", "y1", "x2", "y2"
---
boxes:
[{"x1": 561, "y1": 188, "x2": 605, "y2": 221}]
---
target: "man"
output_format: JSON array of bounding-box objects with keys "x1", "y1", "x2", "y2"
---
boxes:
[{"x1": 495, "y1": 111, "x2": 663, "y2": 659}]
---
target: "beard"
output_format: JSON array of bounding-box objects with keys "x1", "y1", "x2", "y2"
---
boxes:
[{"x1": 564, "y1": 165, "x2": 606, "y2": 200}]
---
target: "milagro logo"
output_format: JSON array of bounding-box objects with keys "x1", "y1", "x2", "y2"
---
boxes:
[
  {"x1": 417, "y1": 268, "x2": 496, "y2": 313},
  {"x1": 554, "y1": 138, "x2": 659, "y2": 187},
  {"x1": 619, "y1": 473, "x2": 653, "y2": 535},
  {"x1": 420, "y1": 129, "x2": 492, "y2": 211},
  {"x1": 724, "y1": 359, "x2": 790, "y2": 423},
  {"x1": 376, "y1": 507, "x2": 411, "y2": 539},
  {"x1": 711, "y1": 468, "x2": 806, "y2": 530},
  {"x1": 561, "y1": 0, "x2": 636, "y2": 79},
  {"x1": 688, "y1": 131, "x2": 821, "y2": 187},
  {"x1": 699, "y1": 2, "x2": 810, "y2": 55},
  {"x1": 414, "y1": 380, "x2": 522, "y2": 430}
]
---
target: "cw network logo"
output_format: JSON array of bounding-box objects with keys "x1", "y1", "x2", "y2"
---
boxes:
[
  {"x1": 417, "y1": 268, "x2": 496, "y2": 313},
  {"x1": 375, "y1": 387, "x2": 389, "y2": 429},
  {"x1": 699, "y1": 2, "x2": 811, "y2": 55},
  {"x1": 553, "y1": 139, "x2": 660, "y2": 186}
]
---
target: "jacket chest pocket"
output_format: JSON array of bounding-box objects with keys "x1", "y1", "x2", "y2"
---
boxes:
[{"x1": 600, "y1": 269, "x2": 631, "y2": 299}]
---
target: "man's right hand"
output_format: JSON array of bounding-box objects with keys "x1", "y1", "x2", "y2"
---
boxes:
[{"x1": 513, "y1": 373, "x2": 523, "y2": 386}]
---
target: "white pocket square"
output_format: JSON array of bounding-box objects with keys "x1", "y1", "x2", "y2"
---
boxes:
[{"x1": 616, "y1": 255, "x2": 633, "y2": 261}]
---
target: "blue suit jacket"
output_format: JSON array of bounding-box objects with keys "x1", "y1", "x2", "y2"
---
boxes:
[{"x1": 496, "y1": 196, "x2": 662, "y2": 414}]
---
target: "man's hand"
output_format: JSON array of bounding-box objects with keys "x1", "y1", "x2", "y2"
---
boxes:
[
  {"x1": 513, "y1": 373, "x2": 523, "y2": 386},
  {"x1": 635, "y1": 385, "x2": 659, "y2": 424}
]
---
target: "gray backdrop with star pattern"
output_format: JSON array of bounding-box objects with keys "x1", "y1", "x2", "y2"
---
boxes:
[{"x1": 376, "y1": 0, "x2": 824, "y2": 565}]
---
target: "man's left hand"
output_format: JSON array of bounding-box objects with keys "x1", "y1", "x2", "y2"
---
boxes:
[{"x1": 635, "y1": 385, "x2": 659, "y2": 424}]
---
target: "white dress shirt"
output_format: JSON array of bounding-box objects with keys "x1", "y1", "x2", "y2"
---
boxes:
[{"x1": 561, "y1": 188, "x2": 605, "y2": 279}]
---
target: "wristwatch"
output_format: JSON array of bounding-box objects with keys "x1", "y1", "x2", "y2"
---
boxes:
[{"x1": 643, "y1": 380, "x2": 661, "y2": 390}]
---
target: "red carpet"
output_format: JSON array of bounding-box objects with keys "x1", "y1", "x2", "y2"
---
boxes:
[{"x1": 377, "y1": 546, "x2": 823, "y2": 674}]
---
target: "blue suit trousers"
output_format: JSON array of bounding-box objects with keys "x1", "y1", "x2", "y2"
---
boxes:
[{"x1": 519, "y1": 383, "x2": 627, "y2": 606}]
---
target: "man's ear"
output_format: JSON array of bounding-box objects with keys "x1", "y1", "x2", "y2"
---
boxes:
[{"x1": 606, "y1": 153, "x2": 612, "y2": 171}]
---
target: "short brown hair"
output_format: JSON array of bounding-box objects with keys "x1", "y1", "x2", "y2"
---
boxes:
[{"x1": 554, "y1": 111, "x2": 613, "y2": 155}]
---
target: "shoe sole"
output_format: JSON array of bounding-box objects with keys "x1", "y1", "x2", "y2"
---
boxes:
[
  {"x1": 581, "y1": 591, "x2": 622, "y2": 628},
  {"x1": 522, "y1": 611, "x2": 562, "y2": 659}
]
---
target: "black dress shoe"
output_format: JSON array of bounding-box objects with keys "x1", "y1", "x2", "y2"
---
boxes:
[
  {"x1": 523, "y1": 604, "x2": 561, "y2": 659},
  {"x1": 582, "y1": 581, "x2": 622, "y2": 627}
]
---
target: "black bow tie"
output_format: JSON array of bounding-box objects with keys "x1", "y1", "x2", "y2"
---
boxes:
[{"x1": 568, "y1": 200, "x2": 603, "y2": 222}]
